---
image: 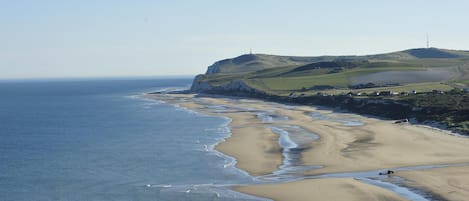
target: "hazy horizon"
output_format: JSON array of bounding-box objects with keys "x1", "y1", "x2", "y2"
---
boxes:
[
  {"x1": 0, "y1": 75, "x2": 196, "y2": 82},
  {"x1": 2, "y1": 0, "x2": 469, "y2": 79}
]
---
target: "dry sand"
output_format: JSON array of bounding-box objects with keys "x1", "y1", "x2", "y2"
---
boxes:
[
  {"x1": 147, "y1": 93, "x2": 469, "y2": 201},
  {"x1": 235, "y1": 178, "x2": 408, "y2": 201},
  {"x1": 251, "y1": 103, "x2": 469, "y2": 175},
  {"x1": 216, "y1": 115, "x2": 283, "y2": 176},
  {"x1": 398, "y1": 166, "x2": 469, "y2": 201},
  {"x1": 299, "y1": 118, "x2": 469, "y2": 175}
]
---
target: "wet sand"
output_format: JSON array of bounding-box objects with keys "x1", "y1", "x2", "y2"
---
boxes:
[
  {"x1": 398, "y1": 166, "x2": 469, "y2": 201},
  {"x1": 147, "y1": 93, "x2": 469, "y2": 201},
  {"x1": 235, "y1": 178, "x2": 408, "y2": 201}
]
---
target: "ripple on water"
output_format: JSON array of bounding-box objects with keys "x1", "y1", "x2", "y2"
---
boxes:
[{"x1": 147, "y1": 183, "x2": 271, "y2": 201}]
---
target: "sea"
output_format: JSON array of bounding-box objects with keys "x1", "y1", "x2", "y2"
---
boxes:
[{"x1": 0, "y1": 77, "x2": 261, "y2": 201}]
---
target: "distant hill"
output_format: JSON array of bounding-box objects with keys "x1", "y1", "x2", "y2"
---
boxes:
[
  {"x1": 204, "y1": 48, "x2": 469, "y2": 75},
  {"x1": 205, "y1": 54, "x2": 324, "y2": 74},
  {"x1": 192, "y1": 48, "x2": 469, "y2": 96}
]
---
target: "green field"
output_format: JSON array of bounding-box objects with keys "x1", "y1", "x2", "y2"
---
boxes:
[
  {"x1": 194, "y1": 48, "x2": 469, "y2": 97},
  {"x1": 255, "y1": 67, "x2": 424, "y2": 92}
]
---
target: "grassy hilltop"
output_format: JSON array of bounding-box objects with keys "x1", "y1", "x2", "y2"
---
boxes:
[
  {"x1": 195, "y1": 48, "x2": 469, "y2": 95},
  {"x1": 191, "y1": 48, "x2": 469, "y2": 133}
]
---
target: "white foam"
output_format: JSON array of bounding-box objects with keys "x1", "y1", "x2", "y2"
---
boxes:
[
  {"x1": 126, "y1": 94, "x2": 166, "y2": 107},
  {"x1": 147, "y1": 184, "x2": 172, "y2": 188},
  {"x1": 223, "y1": 159, "x2": 236, "y2": 168},
  {"x1": 154, "y1": 87, "x2": 189, "y2": 94},
  {"x1": 173, "y1": 104, "x2": 200, "y2": 115},
  {"x1": 142, "y1": 95, "x2": 254, "y2": 182}
]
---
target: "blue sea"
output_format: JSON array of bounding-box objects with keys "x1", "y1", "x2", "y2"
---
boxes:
[{"x1": 0, "y1": 78, "x2": 259, "y2": 201}]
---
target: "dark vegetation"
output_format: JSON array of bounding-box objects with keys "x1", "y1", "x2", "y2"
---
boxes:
[
  {"x1": 406, "y1": 48, "x2": 460, "y2": 58},
  {"x1": 200, "y1": 88, "x2": 469, "y2": 134},
  {"x1": 349, "y1": 83, "x2": 400, "y2": 89},
  {"x1": 291, "y1": 60, "x2": 367, "y2": 72}
]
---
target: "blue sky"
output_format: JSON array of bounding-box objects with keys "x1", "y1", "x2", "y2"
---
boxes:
[{"x1": 1, "y1": 0, "x2": 469, "y2": 79}]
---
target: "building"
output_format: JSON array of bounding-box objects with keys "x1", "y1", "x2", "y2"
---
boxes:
[{"x1": 379, "y1": 91, "x2": 392, "y2": 96}]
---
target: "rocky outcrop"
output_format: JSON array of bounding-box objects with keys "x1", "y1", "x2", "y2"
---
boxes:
[{"x1": 190, "y1": 75, "x2": 212, "y2": 91}]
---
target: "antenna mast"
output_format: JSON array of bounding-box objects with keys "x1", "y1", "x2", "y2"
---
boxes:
[{"x1": 426, "y1": 33, "x2": 429, "y2": 48}]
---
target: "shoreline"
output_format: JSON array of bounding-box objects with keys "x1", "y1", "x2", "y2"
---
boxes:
[
  {"x1": 145, "y1": 92, "x2": 469, "y2": 201},
  {"x1": 147, "y1": 93, "x2": 284, "y2": 176},
  {"x1": 182, "y1": 92, "x2": 469, "y2": 137}
]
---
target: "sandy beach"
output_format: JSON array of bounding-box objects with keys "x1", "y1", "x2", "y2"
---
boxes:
[
  {"x1": 147, "y1": 93, "x2": 469, "y2": 201},
  {"x1": 216, "y1": 114, "x2": 283, "y2": 176}
]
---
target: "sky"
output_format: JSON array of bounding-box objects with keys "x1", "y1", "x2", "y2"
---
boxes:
[{"x1": 1, "y1": 0, "x2": 469, "y2": 79}]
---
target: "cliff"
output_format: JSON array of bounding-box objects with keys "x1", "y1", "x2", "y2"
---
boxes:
[{"x1": 191, "y1": 75, "x2": 265, "y2": 95}]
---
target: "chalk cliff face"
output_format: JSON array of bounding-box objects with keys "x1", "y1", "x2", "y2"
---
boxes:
[
  {"x1": 195, "y1": 55, "x2": 263, "y2": 92},
  {"x1": 205, "y1": 57, "x2": 235, "y2": 74},
  {"x1": 190, "y1": 75, "x2": 211, "y2": 92},
  {"x1": 190, "y1": 75, "x2": 263, "y2": 94},
  {"x1": 205, "y1": 60, "x2": 226, "y2": 74},
  {"x1": 204, "y1": 54, "x2": 261, "y2": 75}
]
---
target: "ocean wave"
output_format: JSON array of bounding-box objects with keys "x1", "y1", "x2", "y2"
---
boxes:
[
  {"x1": 146, "y1": 184, "x2": 172, "y2": 188},
  {"x1": 126, "y1": 94, "x2": 166, "y2": 108},
  {"x1": 141, "y1": 96, "x2": 254, "y2": 185},
  {"x1": 155, "y1": 183, "x2": 270, "y2": 200},
  {"x1": 173, "y1": 104, "x2": 200, "y2": 115},
  {"x1": 141, "y1": 101, "x2": 163, "y2": 109},
  {"x1": 153, "y1": 87, "x2": 189, "y2": 94}
]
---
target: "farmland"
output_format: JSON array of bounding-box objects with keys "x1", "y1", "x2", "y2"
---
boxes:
[
  {"x1": 191, "y1": 48, "x2": 469, "y2": 133},
  {"x1": 194, "y1": 48, "x2": 469, "y2": 95}
]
